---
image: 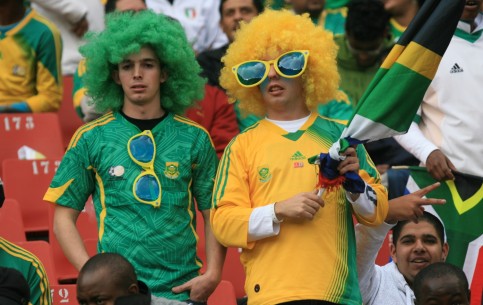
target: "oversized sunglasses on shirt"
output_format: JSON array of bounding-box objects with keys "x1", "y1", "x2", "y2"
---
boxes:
[
  {"x1": 232, "y1": 50, "x2": 310, "y2": 87},
  {"x1": 127, "y1": 130, "x2": 161, "y2": 207}
]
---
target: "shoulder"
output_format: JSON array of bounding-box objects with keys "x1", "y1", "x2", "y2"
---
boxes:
[
  {"x1": 172, "y1": 114, "x2": 213, "y2": 140},
  {"x1": 28, "y1": 10, "x2": 61, "y2": 37},
  {"x1": 67, "y1": 112, "x2": 117, "y2": 149}
]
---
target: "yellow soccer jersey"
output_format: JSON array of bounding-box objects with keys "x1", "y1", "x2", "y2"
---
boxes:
[
  {"x1": 0, "y1": 9, "x2": 62, "y2": 112},
  {"x1": 212, "y1": 113, "x2": 388, "y2": 305}
]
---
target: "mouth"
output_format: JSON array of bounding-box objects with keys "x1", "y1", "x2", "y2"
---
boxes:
[
  {"x1": 410, "y1": 258, "x2": 430, "y2": 267},
  {"x1": 131, "y1": 84, "x2": 146, "y2": 92},
  {"x1": 465, "y1": 0, "x2": 479, "y2": 7},
  {"x1": 268, "y1": 84, "x2": 284, "y2": 94}
]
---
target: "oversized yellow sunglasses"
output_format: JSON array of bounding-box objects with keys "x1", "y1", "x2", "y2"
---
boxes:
[
  {"x1": 231, "y1": 50, "x2": 310, "y2": 87},
  {"x1": 127, "y1": 130, "x2": 161, "y2": 208}
]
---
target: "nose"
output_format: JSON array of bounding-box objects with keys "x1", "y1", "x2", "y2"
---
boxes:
[
  {"x1": 413, "y1": 239, "x2": 426, "y2": 253},
  {"x1": 267, "y1": 64, "x2": 278, "y2": 79},
  {"x1": 133, "y1": 64, "x2": 142, "y2": 79},
  {"x1": 233, "y1": 9, "x2": 243, "y2": 21}
]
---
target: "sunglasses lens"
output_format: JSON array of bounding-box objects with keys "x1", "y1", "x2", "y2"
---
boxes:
[
  {"x1": 236, "y1": 61, "x2": 266, "y2": 86},
  {"x1": 278, "y1": 52, "x2": 305, "y2": 76},
  {"x1": 135, "y1": 174, "x2": 160, "y2": 201},
  {"x1": 129, "y1": 135, "x2": 154, "y2": 163}
]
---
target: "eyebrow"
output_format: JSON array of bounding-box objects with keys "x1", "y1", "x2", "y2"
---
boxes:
[{"x1": 120, "y1": 58, "x2": 159, "y2": 64}]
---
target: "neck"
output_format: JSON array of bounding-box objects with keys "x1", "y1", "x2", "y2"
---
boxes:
[
  {"x1": 122, "y1": 101, "x2": 165, "y2": 120},
  {"x1": 0, "y1": 1, "x2": 25, "y2": 26},
  {"x1": 266, "y1": 105, "x2": 310, "y2": 121}
]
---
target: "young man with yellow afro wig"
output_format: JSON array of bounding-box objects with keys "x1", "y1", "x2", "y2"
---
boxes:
[{"x1": 211, "y1": 9, "x2": 388, "y2": 305}]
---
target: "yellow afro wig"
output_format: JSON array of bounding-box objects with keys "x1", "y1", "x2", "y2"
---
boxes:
[{"x1": 220, "y1": 10, "x2": 340, "y2": 117}]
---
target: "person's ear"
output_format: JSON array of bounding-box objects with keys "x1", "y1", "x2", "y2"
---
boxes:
[
  {"x1": 390, "y1": 242, "x2": 398, "y2": 263},
  {"x1": 127, "y1": 283, "x2": 139, "y2": 294},
  {"x1": 441, "y1": 242, "x2": 449, "y2": 261},
  {"x1": 160, "y1": 69, "x2": 168, "y2": 84},
  {"x1": 113, "y1": 70, "x2": 121, "y2": 85}
]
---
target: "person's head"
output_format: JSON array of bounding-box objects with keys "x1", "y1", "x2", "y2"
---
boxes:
[
  {"x1": 80, "y1": 10, "x2": 205, "y2": 115},
  {"x1": 391, "y1": 212, "x2": 449, "y2": 286},
  {"x1": 105, "y1": 0, "x2": 146, "y2": 14},
  {"x1": 77, "y1": 253, "x2": 139, "y2": 305},
  {"x1": 220, "y1": 9, "x2": 340, "y2": 117},
  {"x1": 219, "y1": 0, "x2": 264, "y2": 43},
  {"x1": 413, "y1": 262, "x2": 470, "y2": 305},
  {"x1": 460, "y1": 0, "x2": 482, "y2": 24},
  {"x1": 345, "y1": 0, "x2": 390, "y2": 67},
  {"x1": 287, "y1": 0, "x2": 326, "y2": 19},
  {"x1": 0, "y1": 267, "x2": 30, "y2": 305}
]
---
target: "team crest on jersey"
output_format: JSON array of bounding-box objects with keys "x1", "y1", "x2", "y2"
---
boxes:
[
  {"x1": 12, "y1": 65, "x2": 26, "y2": 77},
  {"x1": 257, "y1": 165, "x2": 272, "y2": 182},
  {"x1": 164, "y1": 162, "x2": 179, "y2": 179}
]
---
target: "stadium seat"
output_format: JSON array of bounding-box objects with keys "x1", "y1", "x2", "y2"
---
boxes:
[
  {"x1": 0, "y1": 198, "x2": 26, "y2": 242},
  {"x1": 208, "y1": 280, "x2": 237, "y2": 305},
  {"x1": 0, "y1": 113, "x2": 64, "y2": 174},
  {"x1": 470, "y1": 246, "x2": 483, "y2": 305},
  {"x1": 2, "y1": 159, "x2": 61, "y2": 234},
  {"x1": 50, "y1": 284, "x2": 77, "y2": 305},
  {"x1": 196, "y1": 208, "x2": 246, "y2": 298},
  {"x1": 48, "y1": 200, "x2": 98, "y2": 284},
  {"x1": 222, "y1": 247, "x2": 246, "y2": 299},
  {"x1": 16, "y1": 240, "x2": 57, "y2": 285},
  {"x1": 58, "y1": 75, "x2": 84, "y2": 148}
]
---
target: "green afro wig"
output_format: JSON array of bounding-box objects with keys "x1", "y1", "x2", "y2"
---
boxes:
[
  {"x1": 220, "y1": 10, "x2": 341, "y2": 116},
  {"x1": 80, "y1": 10, "x2": 205, "y2": 114}
]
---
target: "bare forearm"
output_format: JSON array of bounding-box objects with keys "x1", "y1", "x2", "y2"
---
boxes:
[
  {"x1": 202, "y1": 210, "x2": 226, "y2": 281},
  {"x1": 53, "y1": 207, "x2": 90, "y2": 270}
]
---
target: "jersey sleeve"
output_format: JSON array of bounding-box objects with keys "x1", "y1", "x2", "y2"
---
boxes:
[
  {"x1": 353, "y1": 144, "x2": 389, "y2": 226},
  {"x1": 43, "y1": 132, "x2": 95, "y2": 210},
  {"x1": 210, "y1": 136, "x2": 254, "y2": 249},
  {"x1": 25, "y1": 16, "x2": 62, "y2": 112},
  {"x1": 192, "y1": 128, "x2": 218, "y2": 211}
]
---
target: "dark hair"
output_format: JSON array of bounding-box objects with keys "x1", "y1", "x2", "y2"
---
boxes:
[
  {"x1": 105, "y1": 0, "x2": 147, "y2": 13},
  {"x1": 219, "y1": 0, "x2": 265, "y2": 16},
  {"x1": 79, "y1": 253, "x2": 137, "y2": 291},
  {"x1": 413, "y1": 262, "x2": 469, "y2": 303},
  {"x1": 392, "y1": 211, "x2": 445, "y2": 246},
  {"x1": 345, "y1": 0, "x2": 390, "y2": 41}
]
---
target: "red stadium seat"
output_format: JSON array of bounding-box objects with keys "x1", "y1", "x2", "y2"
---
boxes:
[
  {"x1": 58, "y1": 75, "x2": 84, "y2": 148},
  {"x1": 196, "y1": 208, "x2": 246, "y2": 298},
  {"x1": 50, "y1": 284, "x2": 77, "y2": 305},
  {"x1": 2, "y1": 159, "x2": 61, "y2": 234},
  {"x1": 48, "y1": 200, "x2": 98, "y2": 284},
  {"x1": 208, "y1": 280, "x2": 237, "y2": 305},
  {"x1": 0, "y1": 198, "x2": 26, "y2": 242},
  {"x1": 16, "y1": 240, "x2": 57, "y2": 285},
  {"x1": 470, "y1": 246, "x2": 483, "y2": 305},
  {"x1": 0, "y1": 113, "x2": 64, "y2": 174},
  {"x1": 222, "y1": 247, "x2": 246, "y2": 298}
]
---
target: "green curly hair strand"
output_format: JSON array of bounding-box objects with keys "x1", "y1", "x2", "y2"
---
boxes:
[
  {"x1": 80, "y1": 10, "x2": 206, "y2": 114},
  {"x1": 220, "y1": 10, "x2": 341, "y2": 117}
]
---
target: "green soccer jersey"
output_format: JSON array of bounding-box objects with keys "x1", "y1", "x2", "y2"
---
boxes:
[
  {"x1": 0, "y1": 237, "x2": 52, "y2": 305},
  {"x1": 44, "y1": 112, "x2": 218, "y2": 300}
]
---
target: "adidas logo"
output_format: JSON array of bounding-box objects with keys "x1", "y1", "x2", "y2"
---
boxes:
[
  {"x1": 450, "y1": 63, "x2": 463, "y2": 73},
  {"x1": 290, "y1": 151, "x2": 306, "y2": 160}
]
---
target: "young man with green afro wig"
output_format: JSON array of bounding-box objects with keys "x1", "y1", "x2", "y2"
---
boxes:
[
  {"x1": 80, "y1": 9, "x2": 205, "y2": 114},
  {"x1": 211, "y1": 9, "x2": 388, "y2": 305},
  {"x1": 44, "y1": 10, "x2": 226, "y2": 304}
]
